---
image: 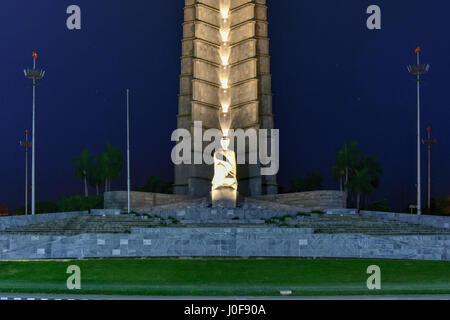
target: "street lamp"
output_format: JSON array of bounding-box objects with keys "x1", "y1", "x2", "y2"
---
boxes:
[
  {"x1": 24, "y1": 51, "x2": 45, "y2": 216},
  {"x1": 407, "y1": 46, "x2": 429, "y2": 215},
  {"x1": 20, "y1": 129, "x2": 32, "y2": 215}
]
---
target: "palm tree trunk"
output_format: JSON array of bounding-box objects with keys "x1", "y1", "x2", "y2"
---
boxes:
[
  {"x1": 105, "y1": 179, "x2": 108, "y2": 193},
  {"x1": 96, "y1": 184, "x2": 99, "y2": 196},
  {"x1": 345, "y1": 167, "x2": 349, "y2": 186},
  {"x1": 84, "y1": 176, "x2": 88, "y2": 197},
  {"x1": 344, "y1": 167, "x2": 349, "y2": 208},
  {"x1": 357, "y1": 192, "x2": 361, "y2": 213}
]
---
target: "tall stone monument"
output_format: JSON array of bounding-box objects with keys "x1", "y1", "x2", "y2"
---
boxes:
[{"x1": 175, "y1": 0, "x2": 277, "y2": 198}]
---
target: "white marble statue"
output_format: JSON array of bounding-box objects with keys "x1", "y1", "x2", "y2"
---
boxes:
[{"x1": 212, "y1": 137, "x2": 237, "y2": 192}]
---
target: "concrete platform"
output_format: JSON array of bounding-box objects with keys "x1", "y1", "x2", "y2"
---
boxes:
[{"x1": 1, "y1": 209, "x2": 449, "y2": 261}]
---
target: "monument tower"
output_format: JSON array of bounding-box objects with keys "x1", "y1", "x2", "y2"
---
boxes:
[{"x1": 174, "y1": 0, "x2": 277, "y2": 198}]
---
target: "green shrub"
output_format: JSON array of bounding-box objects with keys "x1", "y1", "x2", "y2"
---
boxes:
[
  {"x1": 279, "y1": 214, "x2": 293, "y2": 221},
  {"x1": 296, "y1": 212, "x2": 311, "y2": 217},
  {"x1": 311, "y1": 210, "x2": 325, "y2": 214},
  {"x1": 59, "y1": 195, "x2": 103, "y2": 212},
  {"x1": 265, "y1": 217, "x2": 280, "y2": 224},
  {"x1": 168, "y1": 216, "x2": 179, "y2": 224},
  {"x1": 16, "y1": 201, "x2": 60, "y2": 215},
  {"x1": 137, "y1": 176, "x2": 173, "y2": 194}
]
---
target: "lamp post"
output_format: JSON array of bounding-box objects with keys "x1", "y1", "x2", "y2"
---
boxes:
[
  {"x1": 422, "y1": 126, "x2": 437, "y2": 210},
  {"x1": 407, "y1": 46, "x2": 429, "y2": 216},
  {"x1": 20, "y1": 129, "x2": 32, "y2": 215},
  {"x1": 24, "y1": 51, "x2": 45, "y2": 216}
]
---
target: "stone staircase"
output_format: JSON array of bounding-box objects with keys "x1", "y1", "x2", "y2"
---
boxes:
[
  {"x1": 282, "y1": 214, "x2": 450, "y2": 236},
  {"x1": 0, "y1": 215, "x2": 160, "y2": 236},
  {"x1": 0, "y1": 212, "x2": 449, "y2": 237}
]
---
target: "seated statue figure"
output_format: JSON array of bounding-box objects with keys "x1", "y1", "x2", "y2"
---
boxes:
[{"x1": 212, "y1": 137, "x2": 237, "y2": 192}]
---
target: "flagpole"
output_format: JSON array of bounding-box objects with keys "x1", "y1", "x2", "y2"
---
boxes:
[
  {"x1": 127, "y1": 89, "x2": 131, "y2": 214},
  {"x1": 416, "y1": 51, "x2": 421, "y2": 215}
]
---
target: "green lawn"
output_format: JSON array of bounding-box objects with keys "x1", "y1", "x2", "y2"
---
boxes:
[{"x1": 0, "y1": 258, "x2": 449, "y2": 296}]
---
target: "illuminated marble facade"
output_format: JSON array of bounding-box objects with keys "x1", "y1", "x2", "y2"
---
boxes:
[{"x1": 175, "y1": 0, "x2": 277, "y2": 198}]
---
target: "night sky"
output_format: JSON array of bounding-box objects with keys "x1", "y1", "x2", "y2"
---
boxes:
[{"x1": 0, "y1": 0, "x2": 449, "y2": 212}]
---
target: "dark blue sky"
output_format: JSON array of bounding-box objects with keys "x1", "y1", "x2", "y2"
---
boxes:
[{"x1": 0, "y1": 0, "x2": 449, "y2": 211}]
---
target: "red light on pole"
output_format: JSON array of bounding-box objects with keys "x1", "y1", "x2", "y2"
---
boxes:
[{"x1": 24, "y1": 54, "x2": 45, "y2": 216}]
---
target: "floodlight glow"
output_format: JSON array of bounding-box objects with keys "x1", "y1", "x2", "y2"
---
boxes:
[
  {"x1": 221, "y1": 18, "x2": 231, "y2": 29},
  {"x1": 220, "y1": 29, "x2": 230, "y2": 42},
  {"x1": 220, "y1": 79, "x2": 229, "y2": 89},
  {"x1": 220, "y1": 0, "x2": 231, "y2": 18},
  {"x1": 219, "y1": 66, "x2": 230, "y2": 89},
  {"x1": 220, "y1": 18, "x2": 231, "y2": 42},
  {"x1": 219, "y1": 44, "x2": 231, "y2": 66},
  {"x1": 221, "y1": 9, "x2": 229, "y2": 19},
  {"x1": 219, "y1": 110, "x2": 232, "y2": 136},
  {"x1": 219, "y1": 88, "x2": 231, "y2": 112}
]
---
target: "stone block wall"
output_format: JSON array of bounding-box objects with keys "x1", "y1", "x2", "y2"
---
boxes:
[
  {"x1": 255, "y1": 191, "x2": 346, "y2": 210},
  {"x1": 104, "y1": 191, "x2": 189, "y2": 211},
  {"x1": 2, "y1": 228, "x2": 449, "y2": 261}
]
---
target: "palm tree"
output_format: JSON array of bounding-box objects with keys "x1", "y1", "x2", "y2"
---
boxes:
[
  {"x1": 71, "y1": 149, "x2": 93, "y2": 197},
  {"x1": 87, "y1": 155, "x2": 102, "y2": 195},
  {"x1": 362, "y1": 155, "x2": 383, "y2": 189},
  {"x1": 139, "y1": 176, "x2": 163, "y2": 193},
  {"x1": 347, "y1": 167, "x2": 374, "y2": 212},
  {"x1": 99, "y1": 143, "x2": 123, "y2": 192},
  {"x1": 333, "y1": 142, "x2": 383, "y2": 209},
  {"x1": 360, "y1": 155, "x2": 383, "y2": 206},
  {"x1": 332, "y1": 142, "x2": 362, "y2": 198}
]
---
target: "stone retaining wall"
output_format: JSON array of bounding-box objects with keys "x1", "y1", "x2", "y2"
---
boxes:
[
  {"x1": 1, "y1": 228, "x2": 449, "y2": 261},
  {"x1": 104, "y1": 191, "x2": 189, "y2": 211},
  {"x1": 256, "y1": 191, "x2": 346, "y2": 210},
  {"x1": 0, "y1": 211, "x2": 89, "y2": 231},
  {"x1": 104, "y1": 191, "x2": 346, "y2": 212},
  {"x1": 151, "y1": 207, "x2": 298, "y2": 221},
  {"x1": 360, "y1": 211, "x2": 450, "y2": 230}
]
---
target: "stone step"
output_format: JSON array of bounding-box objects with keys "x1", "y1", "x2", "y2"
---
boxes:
[{"x1": 1, "y1": 212, "x2": 450, "y2": 237}]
